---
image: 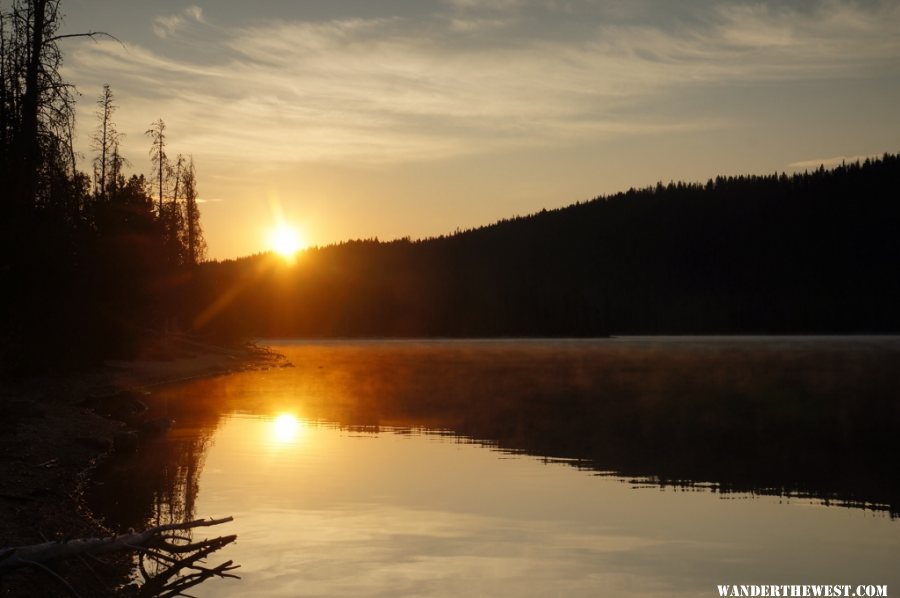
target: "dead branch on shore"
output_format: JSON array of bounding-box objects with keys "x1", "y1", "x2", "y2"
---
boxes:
[{"x1": 0, "y1": 516, "x2": 239, "y2": 597}]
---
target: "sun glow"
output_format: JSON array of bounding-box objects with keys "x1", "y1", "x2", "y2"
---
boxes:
[
  {"x1": 269, "y1": 223, "x2": 303, "y2": 259},
  {"x1": 271, "y1": 413, "x2": 304, "y2": 444}
]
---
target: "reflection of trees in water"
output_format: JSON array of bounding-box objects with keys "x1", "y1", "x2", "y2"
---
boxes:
[
  {"x1": 93, "y1": 340, "x2": 900, "y2": 531},
  {"x1": 91, "y1": 393, "x2": 222, "y2": 532},
  {"x1": 81, "y1": 388, "x2": 229, "y2": 596},
  {"x1": 268, "y1": 341, "x2": 900, "y2": 516},
  {"x1": 149, "y1": 428, "x2": 213, "y2": 527}
]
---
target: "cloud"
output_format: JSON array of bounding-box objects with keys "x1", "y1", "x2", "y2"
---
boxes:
[
  {"x1": 447, "y1": 17, "x2": 513, "y2": 33},
  {"x1": 185, "y1": 5, "x2": 204, "y2": 22},
  {"x1": 67, "y1": 1, "x2": 900, "y2": 167},
  {"x1": 442, "y1": 0, "x2": 589, "y2": 12},
  {"x1": 786, "y1": 154, "x2": 884, "y2": 170},
  {"x1": 708, "y1": 0, "x2": 900, "y2": 62},
  {"x1": 443, "y1": 0, "x2": 525, "y2": 11},
  {"x1": 152, "y1": 5, "x2": 206, "y2": 39}
]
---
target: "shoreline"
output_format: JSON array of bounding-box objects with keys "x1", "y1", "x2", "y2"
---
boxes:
[{"x1": 0, "y1": 338, "x2": 285, "y2": 595}]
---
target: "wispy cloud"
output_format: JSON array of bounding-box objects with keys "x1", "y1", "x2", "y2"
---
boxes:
[
  {"x1": 443, "y1": 0, "x2": 525, "y2": 11},
  {"x1": 447, "y1": 17, "x2": 514, "y2": 33},
  {"x1": 66, "y1": 1, "x2": 900, "y2": 167},
  {"x1": 152, "y1": 5, "x2": 206, "y2": 39},
  {"x1": 787, "y1": 153, "x2": 885, "y2": 170}
]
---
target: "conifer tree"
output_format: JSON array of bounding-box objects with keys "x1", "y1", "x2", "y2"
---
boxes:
[
  {"x1": 91, "y1": 84, "x2": 119, "y2": 200},
  {"x1": 181, "y1": 155, "x2": 206, "y2": 265},
  {"x1": 145, "y1": 118, "x2": 168, "y2": 214}
]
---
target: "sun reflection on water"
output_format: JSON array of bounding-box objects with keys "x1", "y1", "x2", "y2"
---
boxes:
[{"x1": 271, "y1": 413, "x2": 305, "y2": 445}]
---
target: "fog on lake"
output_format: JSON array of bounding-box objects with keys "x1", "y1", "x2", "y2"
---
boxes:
[{"x1": 91, "y1": 337, "x2": 900, "y2": 597}]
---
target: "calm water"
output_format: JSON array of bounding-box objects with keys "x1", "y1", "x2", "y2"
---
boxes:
[{"x1": 93, "y1": 338, "x2": 900, "y2": 597}]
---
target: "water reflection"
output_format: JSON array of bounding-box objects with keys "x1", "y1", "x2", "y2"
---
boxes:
[
  {"x1": 156, "y1": 338, "x2": 900, "y2": 515},
  {"x1": 90, "y1": 338, "x2": 900, "y2": 596},
  {"x1": 92, "y1": 420, "x2": 219, "y2": 528},
  {"x1": 270, "y1": 413, "x2": 305, "y2": 445}
]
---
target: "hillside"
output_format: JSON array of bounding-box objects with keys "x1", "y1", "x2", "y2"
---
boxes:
[{"x1": 189, "y1": 154, "x2": 900, "y2": 338}]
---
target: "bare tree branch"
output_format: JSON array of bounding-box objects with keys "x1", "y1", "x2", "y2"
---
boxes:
[
  {"x1": 48, "y1": 30, "x2": 122, "y2": 46},
  {"x1": 0, "y1": 516, "x2": 235, "y2": 576}
]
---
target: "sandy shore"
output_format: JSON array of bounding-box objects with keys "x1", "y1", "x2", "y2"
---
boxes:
[{"x1": 0, "y1": 338, "x2": 284, "y2": 596}]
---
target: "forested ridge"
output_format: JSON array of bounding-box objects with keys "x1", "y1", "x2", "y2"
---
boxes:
[
  {"x1": 1, "y1": 0, "x2": 205, "y2": 371},
  {"x1": 193, "y1": 154, "x2": 900, "y2": 339},
  {"x1": 3, "y1": 1, "x2": 899, "y2": 372}
]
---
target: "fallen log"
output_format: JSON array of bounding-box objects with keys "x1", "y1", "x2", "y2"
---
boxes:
[{"x1": 0, "y1": 516, "x2": 239, "y2": 596}]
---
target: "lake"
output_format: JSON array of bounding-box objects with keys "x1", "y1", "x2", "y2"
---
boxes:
[{"x1": 91, "y1": 337, "x2": 900, "y2": 597}]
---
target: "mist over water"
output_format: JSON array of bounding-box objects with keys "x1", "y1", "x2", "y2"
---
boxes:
[{"x1": 92, "y1": 337, "x2": 900, "y2": 596}]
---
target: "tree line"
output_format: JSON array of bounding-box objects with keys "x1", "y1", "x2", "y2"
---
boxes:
[
  {"x1": 191, "y1": 154, "x2": 900, "y2": 339},
  {"x1": 4, "y1": 0, "x2": 898, "y2": 367},
  {"x1": 1, "y1": 0, "x2": 206, "y2": 371}
]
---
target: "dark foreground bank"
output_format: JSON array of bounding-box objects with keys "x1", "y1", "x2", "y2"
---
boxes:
[{"x1": 0, "y1": 338, "x2": 285, "y2": 596}]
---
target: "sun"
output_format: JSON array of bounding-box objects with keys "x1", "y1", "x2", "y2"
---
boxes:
[{"x1": 269, "y1": 223, "x2": 303, "y2": 259}]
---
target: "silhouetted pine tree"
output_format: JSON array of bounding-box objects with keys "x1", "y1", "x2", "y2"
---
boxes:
[{"x1": 1, "y1": 1, "x2": 211, "y2": 371}]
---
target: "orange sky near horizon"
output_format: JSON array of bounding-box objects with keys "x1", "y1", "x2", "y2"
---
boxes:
[{"x1": 60, "y1": 0, "x2": 900, "y2": 260}]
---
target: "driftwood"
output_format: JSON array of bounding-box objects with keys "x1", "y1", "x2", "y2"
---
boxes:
[{"x1": 0, "y1": 516, "x2": 239, "y2": 597}]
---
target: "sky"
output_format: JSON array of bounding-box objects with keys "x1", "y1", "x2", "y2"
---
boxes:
[{"x1": 59, "y1": 0, "x2": 900, "y2": 260}]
